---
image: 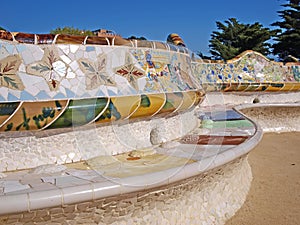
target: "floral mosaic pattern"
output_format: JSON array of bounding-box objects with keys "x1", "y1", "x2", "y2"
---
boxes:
[
  {"x1": 114, "y1": 53, "x2": 144, "y2": 90},
  {"x1": 130, "y1": 49, "x2": 196, "y2": 92},
  {"x1": 26, "y1": 48, "x2": 75, "y2": 91},
  {"x1": 79, "y1": 54, "x2": 116, "y2": 90},
  {"x1": 0, "y1": 55, "x2": 24, "y2": 90}
]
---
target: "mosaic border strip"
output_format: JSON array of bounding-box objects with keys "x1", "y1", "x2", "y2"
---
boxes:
[{"x1": 0, "y1": 90, "x2": 203, "y2": 133}]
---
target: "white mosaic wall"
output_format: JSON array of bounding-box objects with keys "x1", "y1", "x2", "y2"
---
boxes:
[
  {"x1": 0, "y1": 156, "x2": 252, "y2": 225},
  {"x1": 0, "y1": 110, "x2": 198, "y2": 172}
]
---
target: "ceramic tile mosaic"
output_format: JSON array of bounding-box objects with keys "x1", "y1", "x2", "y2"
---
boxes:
[
  {"x1": 0, "y1": 33, "x2": 201, "y2": 103},
  {"x1": 192, "y1": 50, "x2": 300, "y2": 92}
]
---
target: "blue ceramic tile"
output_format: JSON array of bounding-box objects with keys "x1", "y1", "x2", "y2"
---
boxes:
[
  {"x1": 107, "y1": 89, "x2": 117, "y2": 96},
  {"x1": 20, "y1": 91, "x2": 35, "y2": 100},
  {"x1": 86, "y1": 46, "x2": 95, "y2": 52},
  {"x1": 16, "y1": 45, "x2": 26, "y2": 53},
  {"x1": 54, "y1": 93, "x2": 67, "y2": 99},
  {"x1": 202, "y1": 110, "x2": 245, "y2": 121},
  {"x1": 7, "y1": 93, "x2": 19, "y2": 101},
  {"x1": 65, "y1": 88, "x2": 75, "y2": 98},
  {"x1": 95, "y1": 90, "x2": 105, "y2": 97},
  {"x1": 0, "y1": 95, "x2": 6, "y2": 102},
  {"x1": 5, "y1": 44, "x2": 15, "y2": 54},
  {"x1": 35, "y1": 91, "x2": 51, "y2": 100},
  {"x1": 80, "y1": 93, "x2": 91, "y2": 98}
]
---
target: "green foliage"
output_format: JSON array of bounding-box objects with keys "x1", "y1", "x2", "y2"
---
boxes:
[
  {"x1": 290, "y1": 0, "x2": 300, "y2": 5},
  {"x1": 209, "y1": 18, "x2": 275, "y2": 61},
  {"x1": 127, "y1": 35, "x2": 147, "y2": 40},
  {"x1": 0, "y1": 26, "x2": 6, "y2": 31},
  {"x1": 50, "y1": 26, "x2": 94, "y2": 36},
  {"x1": 271, "y1": 2, "x2": 300, "y2": 61}
]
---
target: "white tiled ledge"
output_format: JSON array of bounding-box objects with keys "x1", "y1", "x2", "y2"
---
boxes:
[
  {"x1": 202, "y1": 92, "x2": 300, "y2": 107},
  {"x1": 236, "y1": 102, "x2": 300, "y2": 133},
  {"x1": 0, "y1": 110, "x2": 263, "y2": 216}
]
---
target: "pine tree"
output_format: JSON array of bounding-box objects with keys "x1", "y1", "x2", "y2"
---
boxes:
[
  {"x1": 209, "y1": 18, "x2": 275, "y2": 61},
  {"x1": 127, "y1": 36, "x2": 147, "y2": 40},
  {"x1": 50, "y1": 26, "x2": 94, "y2": 36},
  {"x1": 272, "y1": 1, "x2": 300, "y2": 61}
]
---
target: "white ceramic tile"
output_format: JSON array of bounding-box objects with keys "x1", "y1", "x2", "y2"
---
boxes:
[
  {"x1": 168, "y1": 166, "x2": 187, "y2": 184},
  {"x1": 195, "y1": 157, "x2": 215, "y2": 173},
  {"x1": 65, "y1": 169, "x2": 100, "y2": 181},
  {"x1": 57, "y1": 175, "x2": 90, "y2": 187},
  {"x1": 21, "y1": 50, "x2": 35, "y2": 64},
  {"x1": 92, "y1": 180, "x2": 122, "y2": 199},
  {"x1": 119, "y1": 174, "x2": 149, "y2": 189},
  {"x1": 0, "y1": 194, "x2": 29, "y2": 214},
  {"x1": 60, "y1": 45, "x2": 70, "y2": 55},
  {"x1": 29, "y1": 188, "x2": 62, "y2": 210},
  {"x1": 70, "y1": 45, "x2": 79, "y2": 54},
  {"x1": 62, "y1": 183, "x2": 94, "y2": 205},
  {"x1": 0, "y1": 87, "x2": 8, "y2": 100},
  {"x1": 31, "y1": 47, "x2": 44, "y2": 61},
  {"x1": 143, "y1": 170, "x2": 170, "y2": 190},
  {"x1": 69, "y1": 60, "x2": 79, "y2": 71}
]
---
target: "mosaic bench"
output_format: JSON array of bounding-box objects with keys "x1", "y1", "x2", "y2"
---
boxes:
[{"x1": 0, "y1": 30, "x2": 299, "y2": 224}]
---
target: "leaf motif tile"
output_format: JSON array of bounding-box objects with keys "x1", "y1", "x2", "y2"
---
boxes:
[
  {"x1": 26, "y1": 47, "x2": 74, "y2": 91},
  {"x1": 0, "y1": 55, "x2": 24, "y2": 90},
  {"x1": 114, "y1": 53, "x2": 145, "y2": 90},
  {"x1": 79, "y1": 54, "x2": 116, "y2": 90}
]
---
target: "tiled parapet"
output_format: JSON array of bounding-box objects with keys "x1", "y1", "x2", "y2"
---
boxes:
[
  {"x1": 192, "y1": 50, "x2": 300, "y2": 92},
  {"x1": 0, "y1": 32, "x2": 199, "y2": 102}
]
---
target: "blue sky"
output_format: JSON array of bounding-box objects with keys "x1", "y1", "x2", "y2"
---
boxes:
[{"x1": 2, "y1": 0, "x2": 287, "y2": 55}]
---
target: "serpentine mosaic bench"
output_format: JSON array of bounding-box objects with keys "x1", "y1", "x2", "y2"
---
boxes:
[
  {"x1": 0, "y1": 106, "x2": 262, "y2": 223},
  {"x1": 0, "y1": 30, "x2": 299, "y2": 224}
]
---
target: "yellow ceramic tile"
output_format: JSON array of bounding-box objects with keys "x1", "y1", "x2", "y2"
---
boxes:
[
  {"x1": 0, "y1": 100, "x2": 68, "y2": 131},
  {"x1": 95, "y1": 95, "x2": 140, "y2": 124},
  {"x1": 176, "y1": 91, "x2": 198, "y2": 112},
  {"x1": 129, "y1": 93, "x2": 166, "y2": 119},
  {"x1": 155, "y1": 92, "x2": 183, "y2": 116},
  {"x1": 0, "y1": 102, "x2": 20, "y2": 128}
]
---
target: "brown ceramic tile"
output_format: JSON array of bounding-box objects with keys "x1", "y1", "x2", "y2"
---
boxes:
[
  {"x1": 113, "y1": 36, "x2": 132, "y2": 46},
  {"x1": 136, "y1": 40, "x2": 153, "y2": 48},
  {"x1": 180, "y1": 135, "x2": 250, "y2": 145},
  {"x1": 36, "y1": 34, "x2": 56, "y2": 44},
  {"x1": 55, "y1": 34, "x2": 86, "y2": 44},
  {"x1": 14, "y1": 33, "x2": 35, "y2": 44},
  {"x1": 0, "y1": 31, "x2": 14, "y2": 41},
  {"x1": 153, "y1": 41, "x2": 168, "y2": 50},
  {"x1": 85, "y1": 36, "x2": 109, "y2": 45}
]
